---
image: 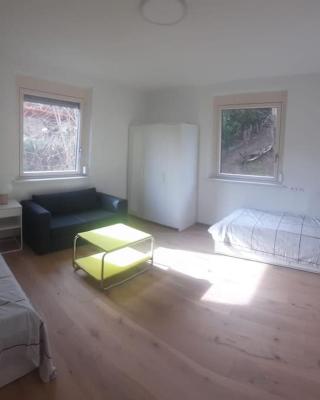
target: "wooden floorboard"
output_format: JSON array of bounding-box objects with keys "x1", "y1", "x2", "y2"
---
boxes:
[{"x1": 2, "y1": 218, "x2": 320, "y2": 399}]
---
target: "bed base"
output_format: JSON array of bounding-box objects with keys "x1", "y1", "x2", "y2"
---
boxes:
[{"x1": 213, "y1": 240, "x2": 320, "y2": 274}]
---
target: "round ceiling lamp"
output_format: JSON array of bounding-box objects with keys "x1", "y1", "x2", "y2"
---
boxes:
[{"x1": 140, "y1": 0, "x2": 187, "y2": 26}]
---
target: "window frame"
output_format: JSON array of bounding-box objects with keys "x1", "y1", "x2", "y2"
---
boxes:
[
  {"x1": 214, "y1": 92, "x2": 286, "y2": 184},
  {"x1": 19, "y1": 88, "x2": 85, "y2": 178}
]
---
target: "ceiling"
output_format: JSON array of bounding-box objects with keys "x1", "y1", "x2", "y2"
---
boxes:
[{"x1": 1, "y1": 0, "x2": 320, "y2": 88}]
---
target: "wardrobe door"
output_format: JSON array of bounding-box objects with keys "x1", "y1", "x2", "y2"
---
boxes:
[
  {"x1": 162, "y1": 126, "x2": 182, "y2": 229},
  {"x1": 143, "y1": 126, "x2": 171, "y2": 226},
  {"x1": 176, "y1": 125, "x2": 199, "y2": 230},
  {"x1": 158, "y1": 125, "x2": 198, "y2": 230}
]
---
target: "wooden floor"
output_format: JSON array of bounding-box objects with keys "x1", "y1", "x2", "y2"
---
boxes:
[{"x1": 2, "y1": 218, "x2": 320, "y2": 400}]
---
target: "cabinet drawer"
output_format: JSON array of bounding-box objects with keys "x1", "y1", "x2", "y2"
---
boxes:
[{"x1": 0, "y1": 208, "x2": 21, "y2": 218}]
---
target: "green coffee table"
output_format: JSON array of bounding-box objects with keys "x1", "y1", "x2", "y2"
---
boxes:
[{"x1": 73, "y1": 223, "x2": 154, "y2": 290}]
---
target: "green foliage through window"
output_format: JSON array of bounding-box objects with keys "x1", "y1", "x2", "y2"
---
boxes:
[
  {"x1": 220, "y1": 107, "x2": 278, "y2": 177},
  {"x1": 23, "y1": 96, "x2": 81, "y2": 173}
]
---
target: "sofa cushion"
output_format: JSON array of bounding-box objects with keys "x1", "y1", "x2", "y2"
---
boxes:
[
  {"x1": 50, "y1": 209, "x2": 116, "y2": 239},
  {"x1": 75, "y1": 209, "x2": 115, "y2": 223},
  {"x1": 50, "y1": 214, "x2": 84, "y2": 239},
  {"x1": 50, "y1": 214, "x2": 82, "y2": 230},
  {"x1": 33, "y1": 188, "x2": 98, "y2": 215}
]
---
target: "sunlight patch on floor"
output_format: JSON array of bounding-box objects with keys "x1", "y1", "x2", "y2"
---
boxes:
[{"x1": 154, "y1": 247, "x2": 267, "y2": 305}]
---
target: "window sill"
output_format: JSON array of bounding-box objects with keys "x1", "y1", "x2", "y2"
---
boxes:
[
  {"x1": 14, "y1": 175, "x2": 89, "y2": 184},
  {"x1": 208, "y1": 176, "x2": 284, "y2": 187}
]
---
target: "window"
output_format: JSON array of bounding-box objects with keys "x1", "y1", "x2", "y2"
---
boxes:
[
  {"x1": 214, "y1": 91, "x2": 287, "y2": 183},
  {"x1": 20, "y1": 89, "x2": 83, "y2": 177}
]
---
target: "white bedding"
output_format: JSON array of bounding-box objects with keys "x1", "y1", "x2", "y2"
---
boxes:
[
  {"x1": 208, "y1": 208, "x2": 320, "y2": 272},
  {"x1": 0, "y1": 255, "x2": 56, "y2": 387}
]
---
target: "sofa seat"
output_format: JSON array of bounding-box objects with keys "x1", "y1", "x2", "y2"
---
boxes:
[
  {"x1": 76, "y1": 209, "x2": 115, "y2": 223},
  {"x1": 50, "y1": 209, "x2": 115, "y2": 238}
]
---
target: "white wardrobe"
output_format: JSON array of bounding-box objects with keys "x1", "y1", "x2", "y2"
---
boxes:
[{"x1": 128, "y1": 124, "x2": 198, "y2": 231}]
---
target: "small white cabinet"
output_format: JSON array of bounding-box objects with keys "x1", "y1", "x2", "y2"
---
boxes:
[
  {"x1": 128, "y1": 124, "x2": 198, "y2": 231},
  {"x1": 0, "y1": 200, "x2": 22, "y2": 253}
]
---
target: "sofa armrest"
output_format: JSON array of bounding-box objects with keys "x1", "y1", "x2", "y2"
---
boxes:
[
  {"x1": 21, "y1": 200, "x2": 52, "y2": 254},
  {"x1": 22, "y1": 200, "x2": 51, "y2": 218},
  {"x1": 97, "y1": 193, "x2": 128, "y2": 215}
]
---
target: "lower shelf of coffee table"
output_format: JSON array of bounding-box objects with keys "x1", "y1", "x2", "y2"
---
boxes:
[{"x1": 75, "y1": 247, "x2": 151, "y2": 281}]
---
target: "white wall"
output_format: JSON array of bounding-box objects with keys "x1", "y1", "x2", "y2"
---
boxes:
[
  {"x1": 0, "y1": 57, "x2": 146, "y2": 201},
  {"x1": 144, "y1": 74, "x2": 320, "y2": 224},
  {"x1": 2, "y1": 54, "x2": 320, "y2": 227},
  {"x1": 90, "y1": 85, "x2": 146, "y2": 198}
]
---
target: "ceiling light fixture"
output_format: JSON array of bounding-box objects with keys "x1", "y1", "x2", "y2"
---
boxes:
[{"x1": 139, "y1": 0, "x2": 187, "y2": 26}]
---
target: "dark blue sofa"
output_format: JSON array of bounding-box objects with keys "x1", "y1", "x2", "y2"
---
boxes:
[{"x1": 21, "y1": 188, "x2": 127, "y2": 254}]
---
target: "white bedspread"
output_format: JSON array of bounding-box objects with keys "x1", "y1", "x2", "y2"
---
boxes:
[
  {"x1": 208, "y1": 208, "x2": 320, "y2": 269},
  {"x1": 0, "y1": 255, "x2": 56, "y2": 387}
]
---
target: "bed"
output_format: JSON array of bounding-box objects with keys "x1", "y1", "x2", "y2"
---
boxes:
[
  {"x1": 0, "y1": 255, "x2": 56, "y2": 388},
  {"x1": 208, "y1": 208, "x2": 320, "y2": 274}
]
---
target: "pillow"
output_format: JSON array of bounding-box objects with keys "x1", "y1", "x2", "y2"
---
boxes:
[{"x1": 33, "y1": 188, "x2": 98, "y2": 215}]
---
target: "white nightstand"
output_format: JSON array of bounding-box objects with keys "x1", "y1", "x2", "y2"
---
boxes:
[{"x1": 0, "y1": 200, "x2": 22, "y2": 253}]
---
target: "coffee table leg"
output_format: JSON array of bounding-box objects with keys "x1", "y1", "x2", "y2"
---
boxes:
[
  {"x1": 150, "y1": 236, "x2": 155, "y2": 266},
  {"x1": 101, "y1": 252, "x2": 107, "y2": 290},
  {"x1": 73, "y1": 235, "x2": 80, "y2": 270}
]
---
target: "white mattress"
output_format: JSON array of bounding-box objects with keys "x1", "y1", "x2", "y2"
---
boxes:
[
  {"x1": 208, "y1": 208, "x2": 320, "y2": 273},
  {"x1": 0, "y1": 255, "x2": 56, "y2": 387}
]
